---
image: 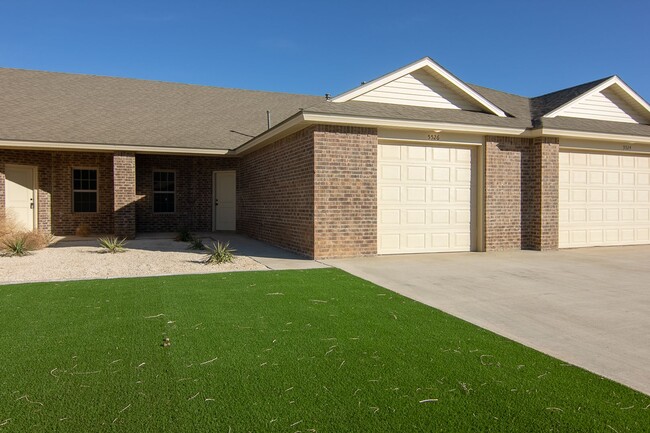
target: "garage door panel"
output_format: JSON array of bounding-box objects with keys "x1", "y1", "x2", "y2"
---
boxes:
[
  {"x1": 378, "y1": 143, "x2": 473, "y2": 254},
  {"x1": 559, "y1": 150, "x2": 650, "y2": 248}
]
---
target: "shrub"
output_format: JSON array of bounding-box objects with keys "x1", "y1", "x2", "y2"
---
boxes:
[
  {"x1": 24, "y1": 230, "x2": 54, "y2": 250},
  {"x1": 188, "y1": 237, "x2": 206, "y2": 250},
  {"x1": 175, "y1": 228, "x2": 194, "y2": 242},
  {"x1": 2, "y1": 234, "x2": 30, "y2": 257},
  {"x1": 98, "y1": 236, "x2": 127, "y2": 254},
  {"x1": 0, "y1": 213, "x2": 52, "y2": 256},
  {"x1": 75, "y1": 223, "x2": 92, "y2": 237},
  {"x1": 202, "y1": 241, "x2": 235, "y2": 264}
]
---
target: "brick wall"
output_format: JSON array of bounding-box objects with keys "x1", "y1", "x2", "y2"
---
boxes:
[
  {"x1": 313, "y1": 125, "x2": 378, "y2": 258},
  {"x1": 51, "y1": 152, "x2": 115, "y2": 235},
  {"x1": 113, "y1": 152, "x2": 136, "y2": 238},
  {"x1": 135, "y1": 154, "x2": 238, "y2": 233},
  {"x1": 531, "y1": 137, "x2": 559, "y2": 250},
  {"x1": 484, "y1": 136, "x2": 533, "y2": 250},
  {"x1": 238, "y1": 127, "x2": 315, "y2": 257},
  {"x1": 0, "y1": 149, "x2": 115, "y2": 235},
  {"x1": 484, "y1": 136, "x2": 559, "y2": 251}
]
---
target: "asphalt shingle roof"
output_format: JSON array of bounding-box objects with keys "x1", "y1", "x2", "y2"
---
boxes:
[
  {"x1": 0, "y1": 67, "x2": 648, "y2": 152},
  {"x1": 0, "y1": 68, "x2": 323, "y2": 150}
]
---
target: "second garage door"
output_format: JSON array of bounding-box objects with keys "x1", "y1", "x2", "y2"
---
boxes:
[
  {"x1": 559, "y1": 150, "x2": 650, "y2": 248},
  {"x1": 377, "y1": 143, "x2": 474, "y2": 254}
]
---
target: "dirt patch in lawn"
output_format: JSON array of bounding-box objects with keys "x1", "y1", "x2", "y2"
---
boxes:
[{"x1": 0, "y1": 236, "x2": 267, "y2": 284}]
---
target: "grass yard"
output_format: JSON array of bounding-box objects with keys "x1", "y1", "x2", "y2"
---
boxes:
[{"x1": 0, "y1": 269, "x2": 648, "y2": 432}]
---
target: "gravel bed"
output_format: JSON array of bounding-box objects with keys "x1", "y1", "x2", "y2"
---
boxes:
[{"x1": 0, "y1": 237, "x2": 267, "y2": 285}]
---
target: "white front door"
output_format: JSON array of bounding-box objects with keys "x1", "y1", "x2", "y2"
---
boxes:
[
  {"x1": 377, "y1": 144, "x2": 474, "y2": 254},
  {"x1": 5, "y1": 165, "x2": 37, "y2": 231},
  {"x1": 213, "y1": 171, "x2": 236, "y2": 231}
]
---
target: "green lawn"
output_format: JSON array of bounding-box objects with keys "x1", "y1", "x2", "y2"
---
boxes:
[{"x1": 0, "y1": 269, "x2": 647, "y2": 432}]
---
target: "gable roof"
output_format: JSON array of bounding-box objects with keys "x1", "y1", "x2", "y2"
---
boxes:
[
  {"x1": 529, "y1": 77, "x2": 611, "y2": 120},
  {"x1": 533, "y1": 75, "x2": 650, "y2": 124},
  {"x1": 1, "y1": 61, "x2": 649, "y2": 154},
  {"x1": 0, "y1": 68, "x2": 322, "y2": 151},
  {"x1": 332, "y1": 57, "x2": 508, "y2": 117}
]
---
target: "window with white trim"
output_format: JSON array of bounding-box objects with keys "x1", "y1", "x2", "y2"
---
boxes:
[
  {"x1": 73, "y1": 169, "x2": 98, "y2": 213},
  {"x1": 153, "y1": 171, "x2": 175, "y2": 213}
]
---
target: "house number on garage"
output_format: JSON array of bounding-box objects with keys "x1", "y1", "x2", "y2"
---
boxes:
[
  {"x1": 427, "y1": 133, "x2": 441, "y2": 141},
  {"x1": 622, "y1": 145, "x2": 632, "y2": 151}
]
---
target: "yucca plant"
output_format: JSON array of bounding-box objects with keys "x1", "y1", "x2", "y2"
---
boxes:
[
  {"x1": 98, "y1": 236, "x2": 127, "y2": 254},
  {"x1": 2, "y1": 234, "x2": 30, "y2": 257},
  {"x1": 188, "y1": 237, "x2": 206, "y2": 250},
  {"x1": 202, "y1": 241, "x2": 235, "y2": 264}
]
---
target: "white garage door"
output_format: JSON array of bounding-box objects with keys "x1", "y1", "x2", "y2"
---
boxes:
[
  {"x1": 559, "y1": 150, "x2": 650, "y2": 248},
  {"x1": 377, "y1": 143, "x2": 473, "y2": 254}
]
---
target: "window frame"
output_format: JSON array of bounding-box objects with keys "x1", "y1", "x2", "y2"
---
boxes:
[
  {"x1": 72, "y1": 167, "x2": 99, "y2": 213},
  {"x1": 152, "y1": 170, "x2": 176, "y2": 214}
]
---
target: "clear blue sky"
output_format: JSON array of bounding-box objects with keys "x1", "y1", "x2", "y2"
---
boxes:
[{"x1": 1, "y1": 0, "x2": 649, "y2": 100}]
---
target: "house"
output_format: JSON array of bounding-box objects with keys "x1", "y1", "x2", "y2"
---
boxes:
[{"x1": 1, "y1": 57, "x2": 649, "y2": 259}]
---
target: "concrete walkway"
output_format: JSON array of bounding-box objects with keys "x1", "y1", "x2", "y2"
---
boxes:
[{"x1": 325, "y1": 246, "x2": 650, "y2": 395}]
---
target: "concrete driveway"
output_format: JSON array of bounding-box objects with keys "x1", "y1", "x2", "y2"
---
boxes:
[{"x1": 325, "y1": 246, "x2": 650, "y2": 395}]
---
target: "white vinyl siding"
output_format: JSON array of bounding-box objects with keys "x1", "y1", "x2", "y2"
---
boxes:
[
  {"x1": 559, "y1": 150, "x2": 650, "y2": 248},
  {"x1": 377, "y1": 143, "x2": 474, "y2": 254},
  {"x1": 557, "y1": 88, "x2": 647, "y2": 124},
  {"x1": 355, "y1": 70, "x2": 482, "y2": 111}
]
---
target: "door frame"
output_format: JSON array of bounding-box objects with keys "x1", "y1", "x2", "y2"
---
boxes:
[
  {"x1": 212, "y1": 170, "x2": 236, "y2": 231},
  {"x1": 376, "y1": 141, "x2": 482, "y2": 254},
  {"x1": 4, "y1": 164, "x2": 39, "y2": 231}
]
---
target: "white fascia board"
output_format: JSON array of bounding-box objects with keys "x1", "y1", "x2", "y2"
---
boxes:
[
  {"x1": 234, "y1": 113, "x2": 306, "y2": 155},
  {"x1": 0, "y1": 140, "x2": 231, "y2": 155},
  {"x1": 538, "y1": 128, "x2": 650, "y2": 144},
  {"x1": 332, "y1": 57, "x2": 508, "y2": 118},
  {"x1": 545, "y1": 76, "x2": 650, "y2": 119},
  {"x1": 302, "y1": 112, "x2": 526, "y2": 135}
]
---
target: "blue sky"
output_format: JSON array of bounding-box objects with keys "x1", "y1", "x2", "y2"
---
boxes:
[{"x1": 1, "y1": 0, "x2": 648, "y2": 100}]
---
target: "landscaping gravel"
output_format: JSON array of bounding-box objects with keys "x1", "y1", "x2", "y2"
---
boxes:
[{"x1": 0, "y1": 236, "x2": 267, "y2": 285}]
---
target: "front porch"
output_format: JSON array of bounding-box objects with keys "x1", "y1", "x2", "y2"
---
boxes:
[{"x1": 0, "y1": 149, "x2": 239, "y2": 238}]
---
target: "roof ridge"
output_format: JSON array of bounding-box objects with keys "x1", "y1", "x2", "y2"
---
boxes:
[
  {"x1": 0, "y1": 66, "x2": 322, "y2": 99},
  {"x1": 530, "y1": 76, "x2": 613, "y2": 100}
]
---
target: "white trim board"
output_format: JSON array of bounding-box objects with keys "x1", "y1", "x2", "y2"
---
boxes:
[
  {"x1": 332, "y1": 57, "x2": 508, "y2": 118},
  {"x1": 544, "y1": 76, "x2": 650, "y2": 123},
  {"x1": 0, "y1": 140, "x2": 230, "y2": 156}
]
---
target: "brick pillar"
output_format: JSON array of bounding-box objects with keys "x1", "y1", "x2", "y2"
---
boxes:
[
  {"x1": 313, "y1": 125, "x2": 378, "y2": 259},
  {"x1": 113, "y1": 152, "x2": 136, "y2": 239},
  {"x1": 532, "y1": 137, "x2": 559, "y2": 250}
]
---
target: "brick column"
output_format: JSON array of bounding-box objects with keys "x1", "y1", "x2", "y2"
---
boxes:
[
  {"x1": 532, "y1": 137, "x2": 559, "y2": 250},
  {"x1": 113, "y1": 152, "x2": 136, "y2": 239},
  {"x1": 313, "y1": 125, "x2": 378, "y2": 259}
]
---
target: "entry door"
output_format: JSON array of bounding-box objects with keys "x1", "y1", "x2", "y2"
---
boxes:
[
  {"x1": 213, "y1": 171, "x2": 236, "y2": 231},
  {"x1": 5, "y1": 165, "x2": 37, "y2": 231}
]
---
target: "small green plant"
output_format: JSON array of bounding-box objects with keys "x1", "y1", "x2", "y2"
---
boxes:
[
  {"x1": 202, "y1": 241, "x2": 235, "y2": 264},
  {"x1": 2, "y1": 234, "x2": 30, "y2": 257},
  {"x1": 98, "y1": 236, "x2": 127, "y2": 254},
  {"x1": 175, "y1": 228, "x2": 194, "y2": 242},
  {"x1": 188, "y1": 237, "x2": 206, "y2": 250}
]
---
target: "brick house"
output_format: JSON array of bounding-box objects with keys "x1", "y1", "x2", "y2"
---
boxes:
[{"x1": 1, "y1": 57, "x2": 649, "y2": 258}]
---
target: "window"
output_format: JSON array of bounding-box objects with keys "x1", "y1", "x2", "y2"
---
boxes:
[
  {"x1": 73, "y1": 169, "x2": 98, "y2": 213},
  {"x1": 153, "y1": 171, "x2": 175, "y2": 213}
]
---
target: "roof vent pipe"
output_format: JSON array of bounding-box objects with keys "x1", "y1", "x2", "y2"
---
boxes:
[
  {"x1": 325, "y1": 93, "x2": 331, "y2": 101},
  {"x1": 267, "y1": 110, "x2": 271, "y2": 129}
]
